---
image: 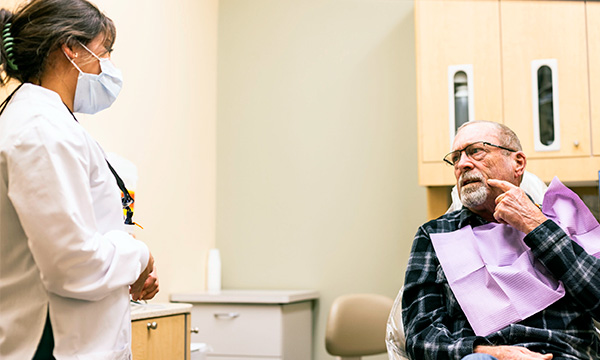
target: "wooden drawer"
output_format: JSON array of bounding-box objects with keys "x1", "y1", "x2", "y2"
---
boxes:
[{"x1": 132, "y1": 314, "x2": 189, "y2": 360}]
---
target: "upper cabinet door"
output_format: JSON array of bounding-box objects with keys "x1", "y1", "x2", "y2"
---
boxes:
[
  {"x1": 501, "y1": 0, "x2": 590, "y2": 159},
  {"x1": 415, "y1": 0, "x2": 503, "y2": 164},
  {"x1": 587, "y1": 1, "x2": 600, "y2": 157}
]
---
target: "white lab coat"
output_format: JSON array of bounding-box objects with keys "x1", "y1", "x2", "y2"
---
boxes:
[{"x1": 0, "y1": 84, "x2": 149, "y2": 359}]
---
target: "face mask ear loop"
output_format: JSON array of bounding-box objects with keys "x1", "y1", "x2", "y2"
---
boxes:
[
  {"x1": 77, "y1": 41, "x2": 103, "y2": 61},
  {"x1": 63, "y1": 49, "x2": 84, "y2": 73}
]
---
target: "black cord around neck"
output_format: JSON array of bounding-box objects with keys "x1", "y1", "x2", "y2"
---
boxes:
[
  {"x1": 62, "y1": 104, "x2": 136, "y2": 224},
  {"x1": 0, "y1": 83, "x2": 24, "y2": 116},
  {"x1": 1, "y1": 83, "x2": 136, "y2": 225}
]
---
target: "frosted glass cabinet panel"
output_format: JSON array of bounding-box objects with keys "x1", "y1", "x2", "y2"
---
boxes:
[
  {"x1": 448, "y1": 66, "x2": 475, "y2": 144},
  {"x1": 501, "y1": 0, "x2": 590, "y2": 159},
  {"x1": 415, "y1": 0, "x2": 503, "y2": 164},
  {"x1": 531, "y1": 59, "x2": 560, "y2": 152}
]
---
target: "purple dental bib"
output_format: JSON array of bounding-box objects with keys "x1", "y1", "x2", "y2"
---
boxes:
[{"x1": 431, "y1": 177, "x2": 600, "y2": 336}]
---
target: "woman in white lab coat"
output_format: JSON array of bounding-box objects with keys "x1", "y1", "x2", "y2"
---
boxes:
[{"x1": 0, "y1": 0, "x2": 158, "y2": 359}]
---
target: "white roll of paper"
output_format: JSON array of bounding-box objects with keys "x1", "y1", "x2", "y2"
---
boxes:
[{"x1": 206, "y1": 248, "x2": 221, "y2": 294}]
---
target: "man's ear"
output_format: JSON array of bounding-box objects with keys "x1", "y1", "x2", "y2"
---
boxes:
[{"x1": 513, "y1": 151, "x2": 526, "y2": 178}]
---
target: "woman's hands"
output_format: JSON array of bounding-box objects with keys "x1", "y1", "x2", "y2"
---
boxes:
[{"x1": 130, "y1": 253, "x2": 159, "y2": 300}]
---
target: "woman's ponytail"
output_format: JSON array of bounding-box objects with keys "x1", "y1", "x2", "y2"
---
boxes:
[
  {"x1": 0, "y1": 9, "x2": 15, "y2": 86},
  {"x1": 0, "y1": 0, "x2": 115, "y2": 87}
]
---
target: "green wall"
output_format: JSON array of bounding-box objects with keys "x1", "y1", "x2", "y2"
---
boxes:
[{"x1": 216, "y1": 0, "x2": 426, "y2": 359}]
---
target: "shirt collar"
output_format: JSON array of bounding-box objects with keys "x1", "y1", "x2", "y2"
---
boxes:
[{"x1": 457, "y1": 207, "x2": 489, "y2": 229}]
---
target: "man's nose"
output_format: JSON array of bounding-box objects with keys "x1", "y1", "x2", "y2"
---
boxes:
[{"x1": 455, "y1": 151, "x2": 474, "y2": 169}]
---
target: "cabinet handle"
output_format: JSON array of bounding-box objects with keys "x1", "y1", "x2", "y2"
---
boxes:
[
  {"x1": 147, "y1": 321, "x2": 158, "y2": 330},
  {"x1": 191, "y1": 327, "x2": 200, "y2": 333},
  {"x1": 214, "y1": 312, "x2": 240, "y2": 320}
]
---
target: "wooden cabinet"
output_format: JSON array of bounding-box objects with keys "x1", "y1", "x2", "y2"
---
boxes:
[
  {"x1": 171, "y1": 290, "x2": 319, "y2": 360},
  {"x1": 415, "y1": 0, "x2": 600, "y2": 218},
  {"x1": 131, "y1": 304, "x2": 192, "y2": 360},
  {"x1": 416, "y1": 0, "x2": 503, "y2": 161},
  {"x1": 501, "y1": 0, "x2": 590, "y2": 159},
  {"x1": 415, "y1": 0, "x2": 502, "y2": 186},
  {"x1": 587, "y1": 1, "x2": 600, "y2": 156},
  {"x1": 132, "y1": 314, "x2": 190, "y2": 360}
]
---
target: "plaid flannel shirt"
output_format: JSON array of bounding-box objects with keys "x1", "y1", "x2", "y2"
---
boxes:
[{"x1": 402, "y1": 208, "x2": 600, "y2": 360}]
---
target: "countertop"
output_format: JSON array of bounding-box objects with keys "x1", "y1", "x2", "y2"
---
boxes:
[
  {"x1": 130, "y1": 301, "x2": 192, "y2": 321},
  {"x1": 170, "y1": 289, "x2": 320, "y2": 304}
]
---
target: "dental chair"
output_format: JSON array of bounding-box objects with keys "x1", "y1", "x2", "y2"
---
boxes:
[
  {"x1": 385, "y1": 288, "x2": 409, "y2": 360},
  {"x1": 386, "y1": 171, "x2": 600, "y2": 360},
  {"x1": 325, "y1": 293, "x2": 395, "y2": 360}
]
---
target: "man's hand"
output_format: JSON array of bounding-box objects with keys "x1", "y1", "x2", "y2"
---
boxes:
[
  {"x1": 130, "y1": 253, "x2": 155, "y2": 301},
  {"x1": 475, "y1": 345, "x2": 553, "y2": 359},
  {"x1": 487, "y1": 178, "x2": 547, "y2": 234}
]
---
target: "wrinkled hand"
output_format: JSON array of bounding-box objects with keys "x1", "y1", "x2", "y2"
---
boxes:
[
  {"x1": 475, "y1": 345, "x2": 553, "y2": 360},
  {"x1": 130, "y1": 253, "x2": 154, "y2": 301},
  {"x1": 487, "y1": 178, "x2": 547, "y2": 234}
]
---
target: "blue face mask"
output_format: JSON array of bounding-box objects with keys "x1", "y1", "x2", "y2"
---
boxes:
[{"x1": 64, "y1": 42, "x2": 123, "y2": 114}]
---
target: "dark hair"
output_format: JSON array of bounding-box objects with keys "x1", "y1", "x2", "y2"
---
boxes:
[{"x1": 0, "y1": 0, "x2": 116, "y2": 86}]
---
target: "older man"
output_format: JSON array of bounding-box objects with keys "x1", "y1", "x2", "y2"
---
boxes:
[{"x1": 402, "y1": 121, "x2": 600, "y2": 360}]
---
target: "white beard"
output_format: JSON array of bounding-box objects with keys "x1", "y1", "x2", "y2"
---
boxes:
[
  {"x1": 460, "y1": 183, "x2": 488, "y2": 208},
  {"x1": 459, "y1": 172, "x2": 489, "y2": 208}
]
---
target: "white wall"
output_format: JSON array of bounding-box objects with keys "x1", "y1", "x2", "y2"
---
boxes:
[
  {"x1": 83, "y1": 0, "x2": 219, "y2": 300},
  {"x1": 1, "y1": 0, "x2": 219, "y2": 298},
  {"x1": 216, "y1": 1, "x2": 425, "y2": 359}
]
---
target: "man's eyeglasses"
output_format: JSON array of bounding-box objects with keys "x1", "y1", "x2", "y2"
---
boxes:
[{"x1": 443, "y1": 141, "x2": 517, "y2": 166}]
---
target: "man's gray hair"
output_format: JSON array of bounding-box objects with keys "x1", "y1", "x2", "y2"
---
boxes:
[{"x1": 457, "y1": 120, "x2": 522, "y2": 151}]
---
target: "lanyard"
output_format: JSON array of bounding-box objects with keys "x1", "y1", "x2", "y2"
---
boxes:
[
  {"x1": 62, "y1": 105, "x2": 137, "y2": 225},
  {"x1": 106, "y1": 158, "x2": 136, "y2": 225},
  {"x1": 0, "y1": 84, "x2": 137, "y2": 225}
]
